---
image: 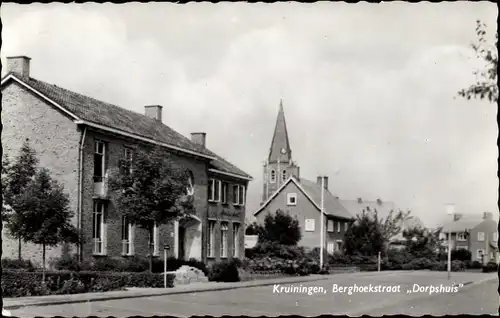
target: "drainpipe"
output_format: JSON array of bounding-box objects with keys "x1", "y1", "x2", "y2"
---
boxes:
[{"x1": 77, "y1": 126, "x2": 88, "y2": 261}]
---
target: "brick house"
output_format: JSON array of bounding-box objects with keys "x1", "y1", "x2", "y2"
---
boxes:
[
  {"x1": 254, "y1": 101, "x2": 354, "y2": 252},
  {"x1": 1, "y1": 56, "x2": 252, "y2": 266},
  {"x1": 440, "y1": 212, "x2": 498, "y2": 264}
]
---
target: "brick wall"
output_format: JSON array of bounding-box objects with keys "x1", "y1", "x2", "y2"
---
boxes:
[
  {"x1": 1, "y1": 81, "x2": 81, "y2": 265},
  {"x1": 80, "y1": 129, "x2": 209, "y2": 261}
]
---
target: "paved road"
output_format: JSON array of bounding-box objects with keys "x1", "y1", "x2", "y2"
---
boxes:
[{"x1": 9, "y1": 271, "x2": 496, "y2": 317}]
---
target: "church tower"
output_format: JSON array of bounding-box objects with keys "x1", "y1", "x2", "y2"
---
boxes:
[{"x1": 261, "y1": 99, "x2": 300, "y2": 204}]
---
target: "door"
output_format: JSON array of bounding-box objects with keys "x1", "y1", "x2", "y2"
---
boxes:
[{"x1": 178, "y1": 226, "x2": 186, "y2": 260}]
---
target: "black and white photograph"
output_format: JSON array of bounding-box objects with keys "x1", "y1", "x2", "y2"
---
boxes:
[{"x1": 1, "y1": 2, "x2": 498, "y2": 317}]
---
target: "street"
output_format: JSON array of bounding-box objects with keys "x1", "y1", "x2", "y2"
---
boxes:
[{"x1": 8, "y1": 271, "x2": 496, "y2": 317}]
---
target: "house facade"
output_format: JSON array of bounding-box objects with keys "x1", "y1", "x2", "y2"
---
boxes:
[
  {"x1": 254, "y1": 101, "x2": 354, "y2": 252},
  {"x1": 441, "y1": 212, "x2": 498, "y2": 263},
  {"x1": 1, "y1": 56, "x2": 252, "y2": 266}
]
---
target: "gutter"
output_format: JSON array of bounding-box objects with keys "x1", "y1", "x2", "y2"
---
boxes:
[{"x1": 77, "y1": 125, "x2": 88, "y2": 261}]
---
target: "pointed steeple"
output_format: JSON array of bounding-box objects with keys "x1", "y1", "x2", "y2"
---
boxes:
[{"x1": 268, "y1": 99, "x2": 292, "y2": 163}]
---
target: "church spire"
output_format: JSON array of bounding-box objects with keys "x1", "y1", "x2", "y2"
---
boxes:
[{"x1": 268, "y1": 99, "x2": 292, "y2": 163}]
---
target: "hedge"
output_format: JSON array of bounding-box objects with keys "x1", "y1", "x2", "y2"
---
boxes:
[
  {"x1": 49, "y1": 255, "x2": 208, "y2": 275},
  {"x1": 2, "y1": 270, "x2": 175, "y2": 298}
]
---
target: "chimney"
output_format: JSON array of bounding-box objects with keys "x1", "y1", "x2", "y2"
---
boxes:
[
  {"x1": 191, "y1": 132, "x2": 206, "y2": 147},
  {"x1": 483, "y1": 212, "x2": 493, "y2": 220},
  {"x1": 316, "y1": 176, "x2": 328, "y2": 190},
  {"x1": 7, "y1": 56, "x2": 31, "y2": 79},
  {"x1": 144, "y1": 105, "x2": 163, "y2": 122}
]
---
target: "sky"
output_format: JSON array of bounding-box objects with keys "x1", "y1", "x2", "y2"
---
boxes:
[{"x1": 1, "y1": 2, "x2": 498, "y2": 228}]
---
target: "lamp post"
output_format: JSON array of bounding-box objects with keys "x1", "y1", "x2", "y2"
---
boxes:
[
  {"x1": 445, "y1": 203, "x2": 455, "y2": 280},
  {"x1": 320, "y1": 176, "x2": 325, "y2": 269},
  {"x1": 164, "y1": 245, "x2": 170, "y2": 288}
]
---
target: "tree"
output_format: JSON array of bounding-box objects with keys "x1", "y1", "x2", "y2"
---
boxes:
[
  {"x1": 258, "y1": 210, "x2": 301, "y2": 245},
  {"x1": 15, "y1": 168, "x2": 79, "y2": 281},
  {"x1": 3, "y1": 141, "x2": 39, "y2": 260},
  {"x1": 108, "y1": 146, "x2": 194, "y2": 272},
  {"x1": 344, "y1": 208, "x2": 411, "y2": 257},
  {"x1": 402, "y1": 225, "x2": 442, "y2": 259},
  {"x1": 245, "y1": 221, "x2": 262, "y2": 235},
  {"x1": 458, "y1": 20, "x2": 498, "y2": 103}
]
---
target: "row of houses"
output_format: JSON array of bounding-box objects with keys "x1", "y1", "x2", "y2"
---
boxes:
[{"x1": 1, "y1": 56, "x2": 252, "y2": 265}]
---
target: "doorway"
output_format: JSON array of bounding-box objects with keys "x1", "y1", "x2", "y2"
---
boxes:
[{"x1": 178, "y1": 226, "x2": 186, "y2": 260}]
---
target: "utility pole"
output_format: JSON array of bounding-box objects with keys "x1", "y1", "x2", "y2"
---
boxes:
[{"x1": 320, "y1": 176, "x2": 325, "y2": 269}]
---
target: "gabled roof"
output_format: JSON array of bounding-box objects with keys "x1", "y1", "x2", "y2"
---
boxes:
[
  {"x1": 340, "y1": 199, "x2": 397, "y2": 221},
  {"x1": 440, "y1": 215, "x2": 490, "y2": 233},
  {"x1": 1, "y1": 73, "x2": 252, "y2": 181},
  {"x1": 268, "y1": 99, "x2": 292, "y2": 163},
  {"x1": 254, "y1": 175, "x2": 354, "y2": 220}
]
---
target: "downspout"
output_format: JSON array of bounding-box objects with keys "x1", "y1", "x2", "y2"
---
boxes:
[{"x1": 77, "y1": 126, "x2": 88, "y2": 262}]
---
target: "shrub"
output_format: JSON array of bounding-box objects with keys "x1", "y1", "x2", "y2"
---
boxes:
[
  {"x1": 387, "y1": 249, "x2": 412, "y2": 265},
  {"x1": 482, "y1": 261, "x2": 498, "y2": 273},
  {"x1": 247, "y1": 241, "x2": 306, "y2": 260},
  {"x1": 408, "y1": 257, "x2": 435, "y2": 270},
  {"x1": 470, "y1": 260, "x2": 483, "y2": 269},
  {"x1": 1, "y1": 258, "x2": 36, "y2": 271},
  {"x1": 451, "y1": 260, "x2": 466, "y2": 272},
  {"x1": 1, "y1": 270, "x2": 175, "y2": 297},
  {"x1": 208, "y1": 260, "x2": 240, "y2": 282},
  {"x1": 50, "y1": 255, "x2": 92, "y2": 272},
  {"x1": 451, "y1": 249, "x2": 472, "y2": 262}
]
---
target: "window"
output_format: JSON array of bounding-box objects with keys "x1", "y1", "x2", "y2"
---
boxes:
[
  {"x1": 305, "y1": 219, "x2": 315, "y2": 232},
  {"x1": 337, "y1": 222, "x2": 341, "y2": 233},
  {"x1": 208, "y1": 179, "x2": 221, "y2": 202},
  {"x1": 327, "y1": 220, "x2": 334, "y2": 232},
  {"x1": 94, "y1": 141, "x2": 106, "y2": 182},
  {"x1": 493, "y1": 232, "x2": 498, "y2": 242},
  {"x1": 149, "y1": 222, "x2": 159, "y2": 256},
  {"x1": 457, "y1": 232, "x2": 466, "y2": 241},
  {"x1": 221, "y1": 182, "x2": 228, "y2": 204},
  {"x1": 233, "y1": 184, "x2": 245, "y2": 206},
  {"x1": 344, "y1": 222, "x2": 348, "y2": 232},
  {"x1": 121, "y1": 215, "x2": 134, "y2": 256},
  {"x1": 238, "y1": 185, "x2": 245, "y2": 205},
  {"x1": 123, "y1": 147, "x2": 133, "y2": 175},
  {"x1": 220, "y1": 222, "x2": 229, "y2": 258},
  {"x1": 92, "y1": 201, "x2": 106, "y2": 255},
  {"x1": 207, "y1": 221, "x2": 215, "y2": 257},
  {"x1": 458, "y1": 246, "x2": 468, "y2": 251},
  {"x1": 287, "y1": 193, "x2": 297, "y2": 206},
  {"x1": 477, "y1": 232, "x2": 485, "y2": 241},
  {"x1": 186, "y1": 170, "x2": 195, "y2": 196},
  {"x1": 232, "y1": 223, "x2": 240, "y2": 257},
  {"x1": 327, "y1": 242, "x2": 334, "y2": 254},
  {"x1": 282, "y1": 170, "x2": 287, "y2": 182},
  {"x1": 270, "y1": 170, "x2": 276, "y2": 183},
  {"x1": 336, "y1": 240, "x2": 343, "y2": 252},
  {"x1": 477, "y1": 249, "x2": 485, "y2": 259}
]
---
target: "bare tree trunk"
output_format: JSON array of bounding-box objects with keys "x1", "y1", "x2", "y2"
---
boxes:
[
  {"x1": 18, "y1": 236, "x2": 22, "y2": 260},
  {"x1": 42, "y1": 243, "x2": 46, "y2": 282}
]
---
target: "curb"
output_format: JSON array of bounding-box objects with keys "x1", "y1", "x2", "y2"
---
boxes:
[{"x1": 4, "y1": 275, "x2": 331, "y2": 310}]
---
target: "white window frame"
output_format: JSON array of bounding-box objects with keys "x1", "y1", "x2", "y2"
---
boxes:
[
  {"x1": 220, "y1": 222, "x2": 229, "y2": 258},
  {"x1": 121, "y1": 215, "x2": 134, "y2": 256},
  {"x1": 493, "y1": 232, "x2": 498, "y2": 242},
  {"x1": 94, "y1": 141, "x2": 106, "y2": 182},
  {"x1": 207, "y1": 220, "x2": 215, "y2": 257},
  {"x1": 232, "y1": 184, "x2": 239, "y2": 205},
  {"x1": 186, "y1": 170, "x2": 195, "y2": 196},
  {"x1": 458, "y1": 246, "x2": 468, "y2": 251},
  {"x1": 232, "y1": 223, "x2": 240, "y2": 258},
  {"x1": 149, "y1": 222, "x2": 159, "y2": 256},
  {"x1": 92, "y1": 201, "x2": 106, "y2": 255},
  {"x1": 270, "y1": 169, "x2": 276, "y2": 183},
  {"x1": 337, "y1": 221, "x2": 341, "y2": 233},
  {"x1": 344, "y1": 222, "x2": 348, "y2": 232},
  {"x1": 221, "y1": 182, "x2": 228, "y2": 204},
  {"x1": 281, "y1": 170, "x2": 287, "y2": 182},
  {"x1": 327, "y1": 220, "x2": 334, "y2": 232},
  {"x1": 477, "y1": 232, "x2": 485, "y2": 242},
  {"x1": 477, "y1": 249, "x2": 485, "y2": 259},
  {"x1": 208, "y1": 179, "x2": 221, "y2": 202},
  {"x1": 238, "y1": 185, "x2": 245, "y2": 206},
  {"x1": 457, "y1": 232, "x2": 466, "y2": 241},
  {"x1": 327, "y1": 242, "x2": 334, "y2": 254},
  {"x1": 305, "y1": 219, "x2": 315, "y2": 232},
  {"x1": 287, "y1": 193, "x2": 297, "y2": 206}
]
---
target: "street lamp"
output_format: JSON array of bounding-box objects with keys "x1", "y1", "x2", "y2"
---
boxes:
[
  {"x1": 163, "y1": 245, "x2": 170, "y2": 288},
  {"x1": 445, "y1": 203, "x2": 455, "y2": 280}
]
